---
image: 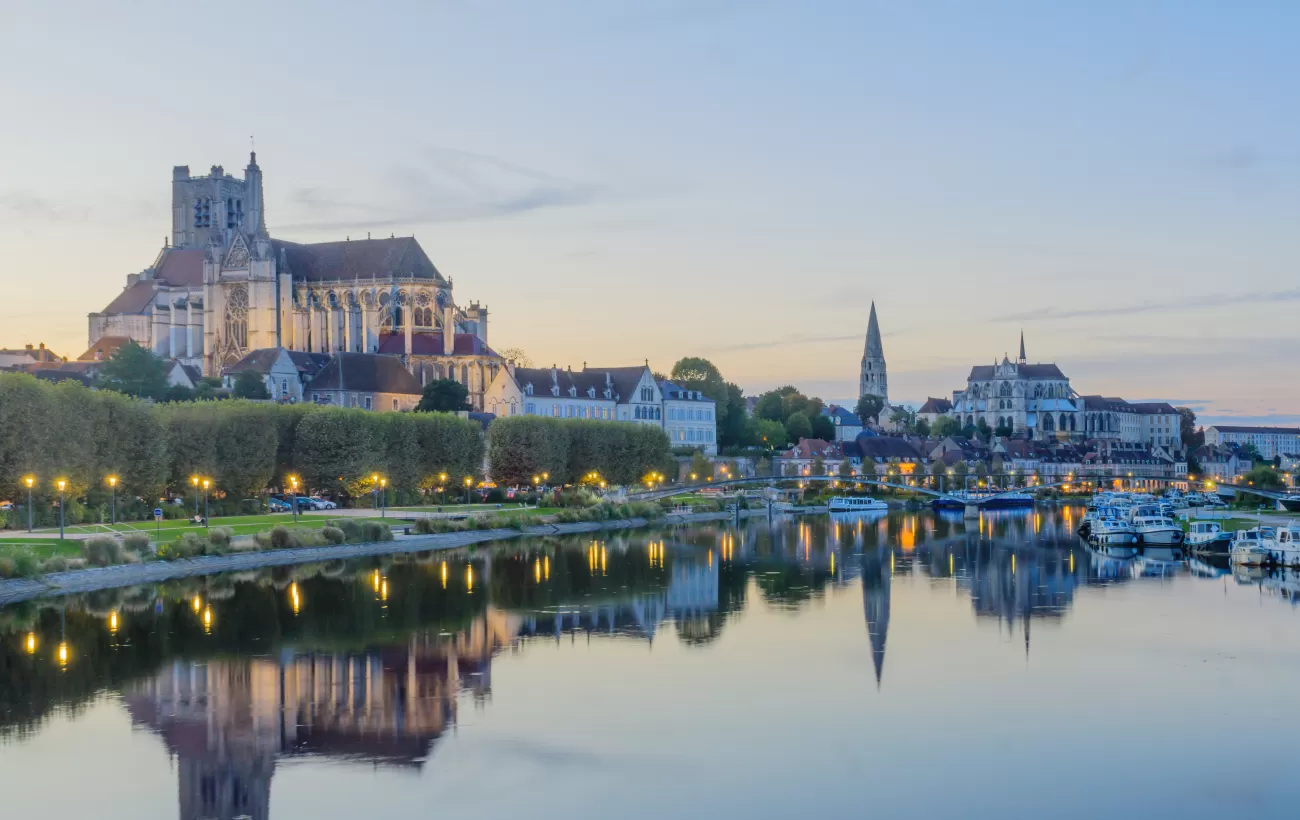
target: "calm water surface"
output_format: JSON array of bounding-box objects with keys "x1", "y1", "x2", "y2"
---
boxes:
[{"x1": 2, "y1": 507, "x2": 1298, "y2": 819}]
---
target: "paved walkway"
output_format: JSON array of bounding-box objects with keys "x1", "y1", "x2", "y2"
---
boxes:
[{"x1": 0, "y1": 508, "x2": 784, "y2": 606}]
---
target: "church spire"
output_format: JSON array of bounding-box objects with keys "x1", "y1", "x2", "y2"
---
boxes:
[
  {"x1": 865, "y1": 301, "x2": 883, "y2": 358},
  {"x1": 245, "y1": 150, "x2": 267, "y2": 238},
  {"x1": 1018, "y1": 329, "x2": 1026, "y2": 364}
]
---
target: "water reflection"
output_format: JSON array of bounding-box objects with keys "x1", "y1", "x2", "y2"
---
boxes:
[{"x1": 1, "y1": 507, "x2": 1298, "y2": 818}]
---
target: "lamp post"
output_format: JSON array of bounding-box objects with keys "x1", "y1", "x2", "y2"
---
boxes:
[
  {"x1": 380, "y1": 478, "x2": 387, "y2": 518},
  {"x1": 202, "y1": 479, "x2": 210, "y2": 527},
  {"x1": 107, "y1": 475, "x2": 118, "y2": 526},
  {"x1": 288, "y1": 475, "x2": 300, "y2": 523},
  {"x1": 24, "y1": 475, "x2": 35, "y2": 532},
  {"x1": 371, "y1": 473, "x2": 380, "y2": 511},
  {"x1": 56, "y1": 478, "x2": 67, "y2": 541},
  {"x1": 191, "y1": 475, "x2": 200, "y2": 519},
  {"x1": 464, "y1": 476, "x2": 473, "y2": 505}
]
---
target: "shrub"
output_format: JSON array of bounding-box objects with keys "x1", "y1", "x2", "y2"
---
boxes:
[
  {"x1": 122, "y1": 532, "x2": 152, "y2": 554},
  {"x1": 156, "y1": 534, "x2": 204, "y2": 561},
  {"x1": 361, "y1": 521, "x2": 393, "y2": 542},
  {"x1": 40, "y1": 556, "x2": 69, "y2": 574},
  {"x1": 321, "y1": 526, "x2": 346, "y2": 545},
  {"x1": 331, "y1": 518, "x2": 363, "y2": 541},
  {"x1": 207, "y1": 527, "x2": 233, "y2": 551},
  {"x1": 254, "y1": 531, "x2": 273, "y2": 550},
  {"x1": 484, "y1": 487, "x2": 506, "y2": 504},
  {"x1": 269, "y1": 525, "x2": 295, "y2": 550},
  {"x1": 83, "y1": 536, "x2": 125, "y2": 567},
  {"x1": 0, "y1": 557, "x2": 14, "y2": 579}
]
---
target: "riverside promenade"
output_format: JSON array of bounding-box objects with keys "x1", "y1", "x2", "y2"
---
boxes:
[{"x1": 0, "y1": 507, "x2": 786, "y2": 605}]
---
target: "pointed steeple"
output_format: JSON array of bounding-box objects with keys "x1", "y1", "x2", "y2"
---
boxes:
[
  {"x1": 865, "y1": 301, "x2": 884, "y2": 358},
  {"x1": 245, "y1": 150, "x2": 267, "y2": 238},
  {"x1": 862, "y1": 550, "x2": 891, "y2": 689},
  {"x1": 1018, "y1": 330, "x2": 1026, "y2": 364}
]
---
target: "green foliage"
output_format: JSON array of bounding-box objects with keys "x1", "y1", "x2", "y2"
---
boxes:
[
  {"x1": 417, "y1": 378, "x2": 470, "y2": 412},
  {"x1": 269, "y1": 525, "x2": 293, "y2": 550},
  {"x1": 975, "y1": 418, "x2": 992, "y2": 442},
  {"x1": 837, "y1": 460, "x2": 853, "y2": 477},
  {"x1": 855, "y1": 394, "x2": 885, "y2": 425},
  {"x1": 1242, "y1": 465, "x2": 1285, "y2": 490},
  {"x1": 914, "y1": 417, "x2": 931, "y2": 437},
  {"x1": 321, "y1": 526, "x2": 346, "y2": 544},
  {"x1": 487, "y1": 416, "x2": 671, "y2": 486},
  {"x1": 931, "y1": 416, "x2": 961, "y2": 438},
  {"x1": 754, "y1": 418, "x2": 787, "y2": 449},
  {"x1": 1177, "y1": 407, "x2": 1203, "y2": 449},
  {"x1": 232, "y1": 370, "x2": 271, "y2": 399},
  {"x1": 810, "y1": 414, "x2": 835, "y2": 441},
  {"x1": 785, "y1": 411, "x2": 813, "y2": 442},
  {"x1": 82, "y1": 536, "x2": 125, "y2": 567},
  {"x1": 96, "y1": 340, "x2": 169, "y2": 400},
  {"x1": 688, "y1": 450, "x2": 712, "y2": 481},
  {"x1": 122, "y1": 532, "x2": 152, "y2": 554},
  {"x1": 207, "y1": 527, "x2": 234, "y2": 551}
]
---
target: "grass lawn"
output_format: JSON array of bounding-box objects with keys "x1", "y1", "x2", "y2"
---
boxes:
[
  {"x1": 388, "y1": 505, "x2": 562, "y2": 518},
  {"x1": 0, "y1": 538, "x2": 83, "y2": 559},
  {"x1": 31, "y1": 514, "x2": 394, "y2": 541}
]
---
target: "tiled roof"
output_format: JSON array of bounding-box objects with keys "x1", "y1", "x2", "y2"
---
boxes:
[
  {"x1": 849, "y1": 435, "x2": 924, "y2": 461},
  {"x1": 224, "y1": 347, "x2": 331, "y2": 377},
  {"x1": 917, "y1": 397, "x2": 952, "y2": 414},
  {"x1": 98, "y1": 281, "x2": 156, "y2": 315},
  {"x1": 307, "y1": 353, "x2": 422, "y2": 395},
  {"x1": 583, "y1": 366, "x2": 651, "y2": 404},
  {"x1": 79, "y1": 336, "x2": 131, "y2": 361},
  {"x1": 375, "y1": 332, "x2": 497, "y2": 358},
  {"x1": 155, "y1": 248, "x2": 206, "y2": 287},
  {"x1": 272, "y1": 237, "x2": 444, "y2": 283},
  {"x1": 968, "y1": 363, "x2": 1066, "y2": 381},
  {"x1": 785, "y1": 438, "x2": 837, "y2": 459}
]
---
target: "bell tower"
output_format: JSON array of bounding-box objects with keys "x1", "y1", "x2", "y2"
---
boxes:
[{"x1": 859, "y1": 301, "x2": 888, "y2": 405}]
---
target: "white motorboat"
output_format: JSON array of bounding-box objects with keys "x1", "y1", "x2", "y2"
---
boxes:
[
  {"x1": 1128, "y1": 504, "x2": 1184, "y2": 547},
  {"x1": 1088, "y1": 507, "x2": 1138, "y2": 549},
  {"x1": 1230, "y1": 527, "x2": 1273, "y2": 566},
  {"x1": 1186, "y1": 521, "x2": 1232, "y2": 556},
  {"x1": 1273, "y1": 525, "x2": 1300, "y2": 567},
  {"x1": 829, "y1": 496, "x2": 889, "y2": 513}
]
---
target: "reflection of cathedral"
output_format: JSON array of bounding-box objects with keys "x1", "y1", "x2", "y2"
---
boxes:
[
  {"x1": 124, "y1": 610, "x2": 515, "y2": 820},
  {"x1": 88, "y1": 155, "x2": 504, "y2": 405}
]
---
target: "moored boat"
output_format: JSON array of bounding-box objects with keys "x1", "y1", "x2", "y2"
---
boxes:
[
  {"x1": 1186, "y1": 521, "x2": 1233, "y2": 557},
  {"x1": 1128, "y1": 504, "x2": 1184, "y2": 547},
  {"x1": 829, "y1": 496, "x2": 889, "y2": 513},
  {"x1": 1230, "y1": 527, "x2": 1273, "y2": 566}
]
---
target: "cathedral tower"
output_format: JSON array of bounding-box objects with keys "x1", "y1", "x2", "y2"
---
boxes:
[{"x1": 859, "y1": 301, "x2": 888, "y2": 404}]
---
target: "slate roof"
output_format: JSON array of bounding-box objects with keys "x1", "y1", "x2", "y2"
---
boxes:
[
  {"x1": 375, "y1": 332, "x2": 498, "y2": 358},
  {"x1": 658, "y1": 380, "x2": 715, "y2": 402},
  {"x1": 1209, "y1": 425, "x2": 1300, "y2": 435},
  {"x1": 583, "y1": 366, "x2": 651, "y2": 403},
  {"x1": 307, "y1": 353, "x2": 423, "y2": 395},
  {"x1": 847, "y1": 435, "x2": 925, "y2": 461},
  {"x1": 225, "y1": 348, "x2": 331, "y2": 378},
  {"x1": 822, "y1": 405, "x2": 861, "y2": 424},
  {"x1": 784, "y1": 438, "x2": 838, "y2": 459},
  {"x1": 79, "y1": 336, "x2": 130, "y2": 361},
  {"x1": 515, "y1": 366, "x2": 616, "y2": 399},
  {"x1": 272, "y1": 237, "x2": 444, "y2": 283},
  {"x1": 98, "y1": 282, "x2": 157, "y2": 316},
  {"x1": 917, "y1": 397, "x2": 952, "y2": 414},
  {"x1": 967, "y1": 363, "x2": 1066, "y2": 381}
]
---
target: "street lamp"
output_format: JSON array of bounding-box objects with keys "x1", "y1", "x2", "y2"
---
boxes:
[
  {"x1": 23, "y1": 475, "x2": 35, "y2": 532},
  {"x1": 464, "y1": 476, "x2": 473, "y2": 505},
  {"x1": 191, "y1": 475, "x2": 200, "y2": 518},
  {"x1": 202, "y1": 479, "x2": 210, "y2": 527},
  {"x1": 372, "y1": 473, "x2": 381, "y2": 511},
  {"x1": 107, "y1": 475, "x2": 118, "y2": 526},
  {"x1": 56, "y1": 478, "x2": 67, "y2": 540},
  {"x1": 288, "y1": 475, "x2": 300, "y2": 523},
  {"x1": 380, "y1": 478, "x2": 387, "y2": 518}
]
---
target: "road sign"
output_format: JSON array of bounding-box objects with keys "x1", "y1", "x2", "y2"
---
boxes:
[{"x1": 154, "y1": 508, "x2": 163, "y2": 521}]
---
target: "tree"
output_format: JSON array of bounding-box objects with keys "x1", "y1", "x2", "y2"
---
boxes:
[
  {"x1": 914, "y1": 417, "x2": 931, "y2": 437},
  {"x1": 1242, "y1": 465, "x2": 1284, "y2": 490},
  {"x1": 754, "y1": 391, "x2": 786, "y2": 422},
  {"x1": 717, "y1": 382, "x2": 748, "y2": 450},
  {"x1": 855, "y1": 394, "x2": 884, "y2": 426},
  {"x1": 755, "y1": 419, "x2": 787, "y2": 449},
  {"x1": 162, "y1": 384, "x2": 196, "y2": 403},
  {"x1": 931, "y1": 416, "x2": 960, "y2": 438},
  {"x1": 670, "y1": 358, "x2": 747, "y2": 451},
  {"x1": 974, "y1": 418, "x2": 992, "y2": 442},
  {"x1": 889, "y1": 406, "x2": 915, "y2": 432},
  {"x1": 194, "y1": 377, "x2": 223, "y2": 401},
  {"x1": 232, "y1": 371, "x2": 270, "y2": 400},
  {"x1": 417, "y1": 378, "x2": 470, "y2": 413},
  {"x1": 97, "y1": 340, "x2": 168, "y2": 400},
  {"x1": 811, "y1": 456, "x2": 825, "y2": 476},
  {"x1": 498, "y1": 347, "x2": 533, "y2": 368},
  {"x1": 1240, "y1": 443, "x2": 1264, "y2": 465},
  {"x1": 1176, "y1": 407, "x2": 1204, "y2": 450},
  {"x1": 785, "y1": 411, "x2": 813, "y2": 442},
  {"x1": 837, "y1": 459, "x2": 853, "y2": 478},
  {"x1": 688, "y1": 450, "x2": 712, "y2": 481},
  {"x1": 811, "y1": 414, "x2": 835, "y2": 442}
]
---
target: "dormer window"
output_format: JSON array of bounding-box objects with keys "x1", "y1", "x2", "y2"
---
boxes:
[
  {"x1": 525, "y1": 383, "x2": 533, "y2": 396},
  {"x1": 587, "y1": 387, "x2": 596, "y2": 398},
  {"x1": 551, "y1": 384, "x2": 560, "y2": 396},
  {"x1": 569, "y1": 386, "x2": 577, "y2": 397}
]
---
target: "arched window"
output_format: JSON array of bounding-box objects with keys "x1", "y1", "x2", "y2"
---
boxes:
[
  {"x1": 1000, "y1": 382, "x2": 1011, "y2": 397},
  {"x1": 1042, "y1": 413, "x2": 1055, "y2": 432}
]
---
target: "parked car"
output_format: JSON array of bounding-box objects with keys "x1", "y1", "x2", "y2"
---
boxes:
[
  {"x1": 268, "y1": 497, "x2": 292, "y2": 513},
  {"x1": 309, "y1": 496, "x2": 338, "y2": 510},
  {"x1": 295, "y1": 496, "x2": 320, "y2": 510},
  {"x1": 0, "y1": 501, "x2": 14, "y2": 511}
]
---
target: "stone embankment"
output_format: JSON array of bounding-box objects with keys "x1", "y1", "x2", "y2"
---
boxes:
[{"x1": 0, "y1": 507, "x2": 792, "y2": 605}]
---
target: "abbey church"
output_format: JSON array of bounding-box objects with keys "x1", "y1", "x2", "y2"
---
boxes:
[{"x1": 86, "y1": 154, "x2": 503, "y2": 407}]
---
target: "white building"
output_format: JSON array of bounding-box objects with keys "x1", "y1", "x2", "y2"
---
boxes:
[
  {"x1": 1205, "y1": 425, "x2": 1300, "y2": 461},
  {"x1": 659, "y1": 380, "x2": 718, "y2": 455}
]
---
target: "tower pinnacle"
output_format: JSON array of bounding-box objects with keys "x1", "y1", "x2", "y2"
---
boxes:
[
  {"x1": 1018, "y1": 329, "x2": 1026, "y2": 364},
  {"x1": 859, "y1": 301, "x2": 888, "y2": 405}
]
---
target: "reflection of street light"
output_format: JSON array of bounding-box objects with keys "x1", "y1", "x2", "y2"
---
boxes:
[
  {"x1": 25, "y1": 632, "x2": 37, "y2": 654},
  {"x1": 289, "y1": 582, "x2": 301, "y2": 615},
  {"x1": 56, "y1": 478, "x2": 67, "y2": 540},
  {"x1": 23, "y1": 475, "x2": 35, "y2": 532},
  {"x1": 107, "y1": 475, "x2": 118, "y2": 525},
  {"x1": 57, "y1": 641, "x2": 69, "y2": 668}
]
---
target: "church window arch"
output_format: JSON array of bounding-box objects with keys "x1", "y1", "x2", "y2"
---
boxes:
[
  {"x1": 461, "y1": 364, "x2": 469, "y2": 385},
  {"x1": 223, "y1": 284, "x2": 248, "y2": 363},
  {"x1": 1042, "y1": 413, "x2": 1055, "y2": 432},
  {"x1": 1000, "y1": 382, "x2": 1012, "y2": 397}
]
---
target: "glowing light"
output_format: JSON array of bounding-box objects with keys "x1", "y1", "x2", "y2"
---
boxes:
[
  {"x1": 534, "y1": 557, "x2": 542, "y2": 583},
  {"x1": 372, "y1": 569, "x2": 382, "y2": 593},
  {"x1": 440, "y1": 561, "x2": 448, "y2": 588},
  {"x1": 381, "y1": 579, "x2": 389, "y2": 601},
  {"x1": 466, "y1": 564, "x2": 474, "y2": 592},
  {"x1": 24, "y1": 475, "x2": 35, "y2": 489},
  {"x1": 289, "y1": 582, "x2": 301, "y2": 614},
  {"x1": 108, "y1": 611, "x2": 119, "y2": 634},
  {"x1": 25, "y1": 633, "x2": 36, "y2": 654},
  {"x1": 544, "y1": 555, "x2": 550, "y2": 580},
  {"x1": 192, "y1": 595, "x2": 202, "y2": 612},
  {"x1": 57, "y1": 641, "x2": 69, "y2": 667},
  {"x1": 107, "y1": 475, "x2": 117, "y2": 487},
  {"x1": 600, "y1": 545, "x2": 607, "y2": 574},
  {"x1": 202, "y1": 607, "x2": 212, "y2": 633}
]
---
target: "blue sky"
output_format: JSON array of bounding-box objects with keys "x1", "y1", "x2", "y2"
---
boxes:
[{"x1": 1, "y1": 1, "x2": 1296, "y2": 423}]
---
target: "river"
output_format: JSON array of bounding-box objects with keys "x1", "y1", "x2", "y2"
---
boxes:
[{"x1": 1, "y1": 507, "x2": 1298, "y2": 819}]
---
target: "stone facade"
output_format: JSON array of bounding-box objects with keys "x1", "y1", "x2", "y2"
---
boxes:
[
  {"x1": 859, "y1": 302, "x2": 888, "y2": 405},
  {"x1": 87, "y1": 154, "x2": 503, "y2": 409}
]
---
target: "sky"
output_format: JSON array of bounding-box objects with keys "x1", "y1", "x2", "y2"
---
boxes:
[{"x1": 1, "y1": 0, "x2": 1296, "y2": 424}]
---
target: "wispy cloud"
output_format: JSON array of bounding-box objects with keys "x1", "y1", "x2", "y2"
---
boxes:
[
  {"x1": 277, "y1": 148, "x2": 601, "y2": 232},
  {"x1": 996, "y1": 288, "x2": 1300, "y2": 322},
  {"x1": 0, "y1": 191, "x2": 90, "y2": 222},
  {"x1": 707, "y1": 332, "x2": 862, "y2": 354}
]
